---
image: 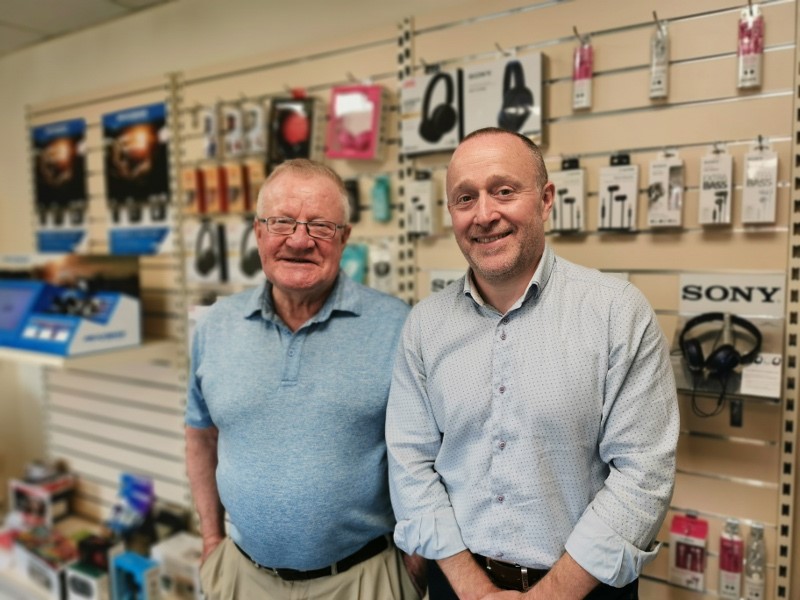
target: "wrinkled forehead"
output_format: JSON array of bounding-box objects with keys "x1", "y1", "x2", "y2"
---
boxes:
[{"x1": 265, "y1": 173, "x2": 345, "y2": 220}]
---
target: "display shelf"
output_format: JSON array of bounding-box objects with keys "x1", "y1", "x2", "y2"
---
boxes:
[{"x1": 0, "y1": 339, "x2": 177, "y2": 368}]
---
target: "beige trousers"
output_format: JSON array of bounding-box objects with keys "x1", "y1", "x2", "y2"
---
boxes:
[{"x1": 200, "y1": 538, "x2": 421, "y2": 600}]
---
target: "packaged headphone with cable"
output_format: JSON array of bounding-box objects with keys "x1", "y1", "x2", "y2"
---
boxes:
[
  {"x1": 401, "y1": 68, "x2": 463, "y2": 155},
  {"x1": 462, "y1": 53, "x2": 543, "y2": 141},
  {"x1": 699, "y1": 147, "x2": 733, "y2": 226},
  {"x1": 242, "y1": 102, "x2": 267, "y2": 155},
  {"x1": 549, "y1": 159, "x2": 585, "y2": 234},
  {"x1": 647, "y1": 151, "x2": 684, "y2": 228},
  {"x1": 268, "y1": 96, "x2": 315, "y2": 169},
  {"x1": 325, "y1": 84, "x2": 383, "y2": 160},
  {"x1": 183, "y1": 218, "x2": 228, "y2": 284},
  {"x1": 225, "y1": 215, "x2": 264, "y2": 285},
  {"x1": 598, "y1": 156, "x2": 639, "y2": 232},
  {"x1": 221, "y1": 105, "x2": 244, "y2": 158}
]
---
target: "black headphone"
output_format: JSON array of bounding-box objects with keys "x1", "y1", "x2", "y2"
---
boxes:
[
  {"x1": 195, "y1": 220, "x2": 218, "y2": 276},
  {"x1": 679, "y1": 312, "x2": 762, "y2": 417},
  {"x1": 497, "y1": 60, "x2": 533, "y2": 132},
  {"x1": 418, "y1": 72, "x2": 457, "y2": 144},
  {"x1": 239, "y1": 222, "x2": 261, "y2": 277}
]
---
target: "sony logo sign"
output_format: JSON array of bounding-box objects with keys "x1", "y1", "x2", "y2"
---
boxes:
[
  {"x1": 681, "y1": 284, "x2": 780, "y2": 303},
  {"x1": 679, "y1": 273, "x2": 785, "y2": 318}
]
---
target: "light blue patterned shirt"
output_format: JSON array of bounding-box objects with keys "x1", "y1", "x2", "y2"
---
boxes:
[
  {"x1": 186, "y1": 273, "x2": 409, "y2": 570},
  {"x1": 386, "y1": 246, "x2": 679, "y2": 587}
]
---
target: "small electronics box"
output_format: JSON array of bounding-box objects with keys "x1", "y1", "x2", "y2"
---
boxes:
[
  {"x1": 111, "y1": 551, "x2": 160, "y2": 600},
  {"x1": 13, "y1": 526, "x2": 78, "y2": 600},
  {"x1": 151, "y1": 532, "x2": 204, "y2": 599},
  {"x1": 668, "y1": 513, "x2": 708, "y2": 591},
  {"x1": 66, "y1": 562, "x2": 110, "y2": 600},
  {"x1": 9, "y1": 473, "x2": 75, "y2": 527}
]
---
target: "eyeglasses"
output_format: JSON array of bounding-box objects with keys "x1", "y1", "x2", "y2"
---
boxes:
[{"x1": 255, "y1": 216, "x2": 346, "y2": 240}]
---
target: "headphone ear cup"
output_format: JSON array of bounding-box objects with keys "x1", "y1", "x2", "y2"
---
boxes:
[
  {"x1": 422, "y1": 104, "x2": 456, "y2": 143},
  {"x1": 681, "y1": 338, "x2": 705, "y2": 374},
  {"x1": 705, "y1": 344, "x2": 741, "y2": 378},
  {"x1": 418, "y1": 117, "x2": 439, "y2": 143}
]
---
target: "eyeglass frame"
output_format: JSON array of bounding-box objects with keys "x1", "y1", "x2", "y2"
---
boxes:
[{"x1": 254, "y1": 216, "x2": 347, "y2": 240}]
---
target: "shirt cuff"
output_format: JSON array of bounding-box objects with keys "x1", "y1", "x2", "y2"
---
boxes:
[
  {"x1": 393, "y1": 506, "x2": 468, "y2": 560},
  {"x1": 565, "y1": 505, "x2": 660, "y2": 587}
]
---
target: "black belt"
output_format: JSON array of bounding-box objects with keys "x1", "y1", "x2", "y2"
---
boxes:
[
  {"x1": 235, "y1": 535, "x2": 389, "y2": 581},
  {"x1": 474, "y1": 554, "x2": 639, "y2": 598}
]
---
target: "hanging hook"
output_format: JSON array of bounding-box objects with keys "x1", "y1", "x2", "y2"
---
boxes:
[
  {"x1": 757, "y1": 134, "x2": 765, "y2": 151},
  {"x1": 573, "y1": 25, "x2": 585, "y2": 44},
  {"x1": 653, "y1": 11, "x2": 666, "y2": 34},
  {"x1": 748, "y1": 0, "x2": 754, "y2": 17},
  {"x1": 712, "y1": 141, "x2": 724, "y2": 155},
  {"x1": 346, "y1": 71, "x2": 358, "y2": 83},
  {"x1": 494, "y1": 42, "x2": 511, "y2": 57}
]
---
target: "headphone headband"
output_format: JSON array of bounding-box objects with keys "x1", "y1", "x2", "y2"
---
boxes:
[
  {"x1": 502, "y1": 60, "x2": 526, "y2": 95},
  {"x1": 679, "y1": 312, "x2": 762, "y2": 365},
  {"x1": 421, "y1": 72, "x2": 453, "y2": 119}
]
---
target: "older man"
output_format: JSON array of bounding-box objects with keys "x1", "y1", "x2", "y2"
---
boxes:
[
  {"x1": 186, "y1": 159, "x2": 420, "y2": 599},
  {"x1": 387, "y1": 129, "x2": 679, "y2": 599}
]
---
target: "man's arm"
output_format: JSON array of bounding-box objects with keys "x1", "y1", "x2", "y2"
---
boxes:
[
  {"x1": 480, "y1": 551, "x2": 599, "y2": 600},
  {"x1": 438, "y1": 551, "x2": 501, "y2": 600},
  {"x1": 185, "y1": 425, "x2": 225, "y2": 561}
]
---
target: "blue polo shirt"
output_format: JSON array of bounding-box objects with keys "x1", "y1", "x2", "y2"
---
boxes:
[{"x1": 186, "y1": 273, "x2": 410, "y2": 570}]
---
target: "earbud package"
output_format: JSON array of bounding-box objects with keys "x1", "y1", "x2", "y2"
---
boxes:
[
  {"x1": 222, "y1": 161, "x2": 249, "y2": 214},
  {"x1": 371, "y1": 175, "x2": 392, "y2": 223},
  {"x1": 183, "y1": 218, "x2": 228, "y2": 284},
  {"x1": 244, "y1": 159, "x2": 266, "y2": 212},
  {"x1": 401, "y1": 69, "x2": 463, "y2": 155},
  {"x1": 325, "y1": 84, "x2": 383, "y2": 160},
  {"x1": 221, "y1": 105, "x2": 244, "y2": 158},
  {"x1": 549, "y1": 165, "x2": 585, "y2": 234},
  {"x1": 647, "y1": 153, "x2": 684, "y2": 228},
  {"x1": 242, "y1": 102, "x2": 267, "y2": 155},
  {"x1": 344, "y1": 178, "x2": 361, "y2": 224},
  {"x1": 268, "y1": 97, "x2": 315, "y2": 168},
  {"x1": 668, "y1": 513, "x2": 708, "y2": 591},
  {"x1": 200, "y1": 164, "x2": 228, "y2": 214},
  {"x1": 341, "y1": 244, "x2": 369, "y2": 284},
  {"x1": 741, "y1": 143, "x2": 778, "y2": 224},
  {"x1": 225, "y1": 215, "x2": 264, "y2": 285},
  {"x1": 598, "y1": 163, "x2": 639, "y2": 232},
  {"x1": 200, "y1": 106, "x2": 219, "y2": 159},
  {"x1": 406, "y1": 171, "x2": 437, "y2": 236},
  {"x1": 462, "y1": 53, "x2": 543, "y2": 141},
  {"x1": 368, "y1": 240, "x2": 394, "y2": 294},
  {"x1": 699, "y1": 150, "x2": 733, "y2": 226}
]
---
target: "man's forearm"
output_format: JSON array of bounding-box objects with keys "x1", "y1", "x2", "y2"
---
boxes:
[
  {"x1": 438, "y1": 550, "x2": 501, "y2": 600},
  {"x1": 524, "y1": 552, "x2": 598, "y2": 599},
  {"x1": 185, "y1": 425, "x2": 226, "y2": 558}
]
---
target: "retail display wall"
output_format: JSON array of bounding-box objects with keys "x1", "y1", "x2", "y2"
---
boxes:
[{"x1": 9, "y1": 0, "x2": 800, "y2": 598}]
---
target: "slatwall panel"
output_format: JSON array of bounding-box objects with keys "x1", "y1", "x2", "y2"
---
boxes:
[
  {"x1": 27, "y1": 76, "x2": 192, "y2": 521},
  {"x1": 404, "y1": 1, "x2": 797, "y2": 598},
  {"x1": 21, "y1": 0, "x2": 800, "y2": 596}
]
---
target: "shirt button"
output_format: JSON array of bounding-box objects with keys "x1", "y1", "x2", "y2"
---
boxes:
[
  {"x1": 501, "y1": 318, "x2": 509, "y2": 325},
  {"x1": 288, "y1": 350, "x2": 295, "y2": 356},
  {"x1": 499, "y1": 386, "x2": 506, "y2": 394},
  {"x1": 496, "y1": 552, "x2": 504, "y2": 558},
  {"x1": 497, "y1": 495, "x2": 505, "y2": 503},
  {"x1": 500, "y1": 332, "x2": 507, "y2": 340},
  {"x1": 499, "y1": 441, "x2": 506, "y2": 450}
]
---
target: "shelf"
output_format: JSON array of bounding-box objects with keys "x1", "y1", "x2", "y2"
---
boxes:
[{"x1": 0, "y1": 340, "x2": 178, "y2": 368}]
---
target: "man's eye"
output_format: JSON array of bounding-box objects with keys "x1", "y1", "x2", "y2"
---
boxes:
[
  {"x1": 455, "y1": 195, "x2": 473, "y2": 204},
  {"x1": 497, "y1": 188, "x2": 514, "y2": 197}
]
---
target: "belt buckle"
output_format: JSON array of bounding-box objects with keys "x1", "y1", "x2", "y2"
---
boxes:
[{"x1": 520, "y1": 566, "x2": 529, "y2": 591}]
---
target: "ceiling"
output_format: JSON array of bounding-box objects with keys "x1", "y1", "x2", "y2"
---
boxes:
[{"x1": 0, "y1": 0, "x2": 173, "y2": 58}]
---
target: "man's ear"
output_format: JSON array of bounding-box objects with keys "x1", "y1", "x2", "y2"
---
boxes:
[
  {"x1": 340, "y1": 224, "x2": 352, "y2": 245},
  {"x1": 540, "y1": 181, "x2": 555, "y2": 218}
]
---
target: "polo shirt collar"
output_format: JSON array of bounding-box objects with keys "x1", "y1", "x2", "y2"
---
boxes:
[{"x1": 242, "y1": 271, "x2": 362, "y2": 324}]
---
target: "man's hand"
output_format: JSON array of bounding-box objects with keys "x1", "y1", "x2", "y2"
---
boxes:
[
  {"x1": 201, "y1": 534, "x2": 224, "y2": 564},
  {"x1": 401, "y1": 552, "x2": 428, "y2": 597}
]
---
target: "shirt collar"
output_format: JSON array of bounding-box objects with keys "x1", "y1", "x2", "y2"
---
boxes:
[
  {"x1": 462, "y1": 244, "x2": 555, "y2": 310},
  {"x1": 242, "y1": 271, "x2": 362, "y2": 324}
]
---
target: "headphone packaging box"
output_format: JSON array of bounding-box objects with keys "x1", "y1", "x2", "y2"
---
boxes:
[
  {"x1": 151, "y1": 532, "x2": 203, "y2": 600},
  {"x1": 462, "y1": 53, "x2": 543, "y2": 141},
  {"x1": 367, "y1": 240, "x2": 394, "y2": 294},
  {"x1": 325, "y1": 84, "x2": 384, "y2": 160},
  {"x1": 406, "y1": 171, "x2": 437, "y2": 236},
  {"x1": 184, "y1": 219, "x2": 228, "y2": 284},
  {"x1": 225, "y1": 216, "x2": 264, "y2": 285},
  {"x1": 741, "y1": 145, "x2": 778, "y2": 224},
  {"x1": 244, "y1": 159, "x2": 266, "y2": 210},
  {"x1": 268, "y1": 97, "x2": 316, "y2": 168},
  {"x1": 341, "y1": 244, "x2": 368, "y2": 284},
  {"x1": 549, "y1": 166, "x2": 586, "y2": 234},
  {"x1": 401, "y1": 69, "x2": 463, "y2": 155},
  {"x1": 32, "y1": 118, "x2": 90, "y2": 253},
  {"x1": 668, "y1": 513, "x2": 708, "y2": 591}
]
